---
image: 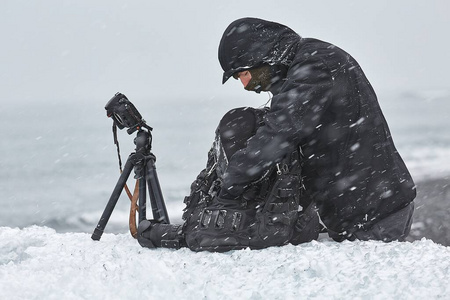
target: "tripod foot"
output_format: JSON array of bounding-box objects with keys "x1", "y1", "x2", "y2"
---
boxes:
[{"x1": 137, "y1": 220, "x2": 184, "y2": 249}]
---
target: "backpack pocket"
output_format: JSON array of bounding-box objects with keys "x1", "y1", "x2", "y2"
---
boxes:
[{"x1": 252, "y1": 172, "x2": 300, "y2": 248}]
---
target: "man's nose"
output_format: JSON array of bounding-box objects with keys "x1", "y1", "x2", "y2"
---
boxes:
[{"x1": 239, "y1": 71, "x2": 252, "y2": 87}]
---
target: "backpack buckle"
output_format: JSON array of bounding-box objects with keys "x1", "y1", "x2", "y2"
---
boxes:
[{"x1": 276, "y1": 163, "x2": 289, "y2": 175}]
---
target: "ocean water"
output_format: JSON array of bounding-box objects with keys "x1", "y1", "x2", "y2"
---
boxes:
[{"x1": 1, "y1": 90, "x2": 449, "y2": 237}]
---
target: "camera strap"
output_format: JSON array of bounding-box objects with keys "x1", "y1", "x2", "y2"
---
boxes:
[
  {"x1": 112, "y1": 122, "x2": 140, "y2": 238},
  {"x1": 113, "y1": 124, "x2": 124, "y2": 172}
]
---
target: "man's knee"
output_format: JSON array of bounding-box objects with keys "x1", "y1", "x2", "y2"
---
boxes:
[{"x1": 218, "y1": 107, "x2": 264, "y2": 159}]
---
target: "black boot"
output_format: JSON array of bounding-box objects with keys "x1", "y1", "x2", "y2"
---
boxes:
[
  {"x1": 137, "y1": 220, "x2": 185, "y2": 249},
  {"x1": 137, "y1": 220, "x2": 157, "y2": 248},
  {"x1": 290, "y1": 203, "x2": 321, "y2": 245}
]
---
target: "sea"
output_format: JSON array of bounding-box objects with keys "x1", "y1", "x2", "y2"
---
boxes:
[{"x1": 1, "y1": 90, "x2": 449, "y2": 244}]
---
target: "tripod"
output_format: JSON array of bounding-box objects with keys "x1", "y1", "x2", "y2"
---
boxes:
[{"x1": 91, "y1": 128, "x2": 169, "y2": 241}]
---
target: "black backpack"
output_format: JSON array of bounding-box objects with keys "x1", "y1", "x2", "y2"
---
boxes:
[{"x1": 181, "y1": 107, "x2": 319, "y2": 252}]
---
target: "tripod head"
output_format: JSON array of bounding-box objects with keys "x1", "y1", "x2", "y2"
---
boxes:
[{"x1": 105, "y1": 92, "x2": 152, "y2": 135}]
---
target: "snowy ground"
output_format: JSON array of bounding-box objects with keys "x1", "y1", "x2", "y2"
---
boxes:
[{"x1": 1, "y1": 226, "x2": 449, "y2": 300}]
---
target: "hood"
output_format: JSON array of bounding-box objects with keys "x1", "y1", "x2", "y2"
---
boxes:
[{"x1": 218, "y1": 17, "x2": 301, "y2": 84}]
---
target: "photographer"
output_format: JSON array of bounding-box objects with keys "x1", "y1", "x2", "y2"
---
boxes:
[
  {"x1": 137, "y1": 17, "x2": 416, "y2": 250},
  {"x1": 215, "y1": 18, "x2": 416, "y2": 242}
]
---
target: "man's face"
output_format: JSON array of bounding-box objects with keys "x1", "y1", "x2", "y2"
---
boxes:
[
  {"x1": 234, "y1": 70, "x2": 252, "y2": 88},
  {"x1": 233, "y1": 65, "x2": 277, "y2": 93}
]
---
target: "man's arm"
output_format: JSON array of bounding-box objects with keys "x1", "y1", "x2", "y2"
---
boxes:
[{"x1": 220, "y1": 57, "x2": 334, "y2": 198}]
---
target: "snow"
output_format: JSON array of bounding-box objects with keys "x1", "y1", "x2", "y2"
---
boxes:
[{"x1": 1, "y1": 226, "x2": 449, "y2": 299}]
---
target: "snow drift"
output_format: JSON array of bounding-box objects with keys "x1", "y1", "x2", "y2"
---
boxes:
[{"x1": 1, "y1": 226, "x2": 449, "y2": 299}]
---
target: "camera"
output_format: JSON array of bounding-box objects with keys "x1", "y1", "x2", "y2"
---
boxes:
[{"x1": 105, "y1": 92, "x2": 151, "y2": 134}]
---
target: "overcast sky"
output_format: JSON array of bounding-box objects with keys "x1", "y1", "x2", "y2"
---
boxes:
[{"x1": 2, "y1": 0, "x2": 449, "y2": 104}]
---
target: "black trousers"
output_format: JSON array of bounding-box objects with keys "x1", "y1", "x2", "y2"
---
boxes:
[{"x1": 353, "y1": 202, "x2": 415, "y2": 242}]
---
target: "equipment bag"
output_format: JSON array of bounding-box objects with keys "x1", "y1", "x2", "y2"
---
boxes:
[
  {"x1": 181, "y1": 106, "x2": 319, "y2": 252},
  {"x1": 182, "y1": 158, "x2": 303, "y2": 252}
]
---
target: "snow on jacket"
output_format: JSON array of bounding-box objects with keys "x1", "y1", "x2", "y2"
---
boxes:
[{"x1": 218, "y1": 17, "x2": 416, "y2": 240}]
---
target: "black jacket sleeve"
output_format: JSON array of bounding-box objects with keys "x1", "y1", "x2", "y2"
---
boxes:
[{"x1": 221, "y1": 56, "x2": 334, "y2": 197}]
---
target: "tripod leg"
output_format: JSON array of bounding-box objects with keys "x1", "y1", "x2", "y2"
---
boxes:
[
  {"x1": 138, "y1": 178, "x2": 147, "y2": 223},
  {"x1": 91, "y1": 159, "x2": 134, "y2": 241},
  {"x1": 145, "y1": 159, "x2": 170, "y2": 224}
]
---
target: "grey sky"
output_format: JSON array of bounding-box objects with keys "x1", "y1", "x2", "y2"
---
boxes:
[{"x1": 2, "y1": 0, "x2": 449, "y2": 104}]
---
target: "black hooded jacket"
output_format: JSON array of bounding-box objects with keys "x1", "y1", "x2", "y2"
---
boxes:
[{"x1": 218, "y1": 18, "x2": 416, "y2": 240}]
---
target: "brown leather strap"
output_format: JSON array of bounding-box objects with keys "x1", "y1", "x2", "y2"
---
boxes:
[
  {"x1": 124, "y1": 180, "x2": 139, "y2": 238},
  {"x1": 124, "y1": 182, "x2": 133, "y2": 199}
]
